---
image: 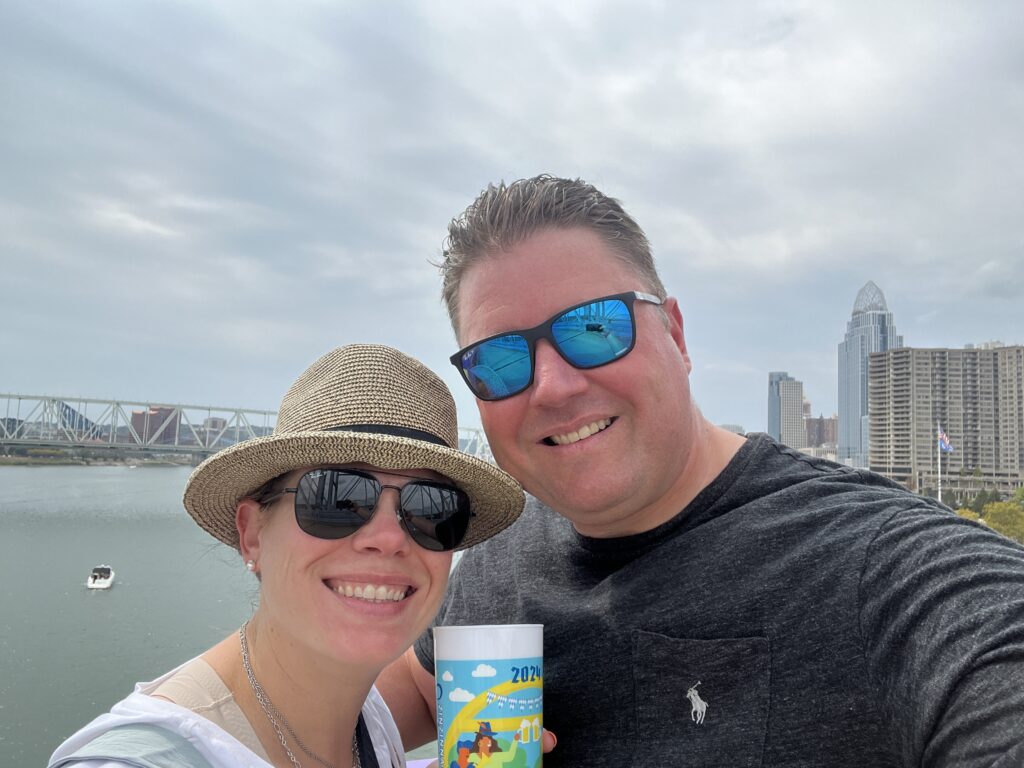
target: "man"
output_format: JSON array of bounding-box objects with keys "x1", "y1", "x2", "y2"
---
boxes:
[{"x1": 378, "y1": 175, "x2": 1024, "y2": 766}]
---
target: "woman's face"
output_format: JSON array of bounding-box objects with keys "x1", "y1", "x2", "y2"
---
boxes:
[{"x1": 238, "y1": 463, "x2": 454, "y2": 672}]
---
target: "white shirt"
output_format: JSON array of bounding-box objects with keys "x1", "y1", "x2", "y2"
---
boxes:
[{"x1": 48, "y1": 658, "x2": 406, "y2": 768}]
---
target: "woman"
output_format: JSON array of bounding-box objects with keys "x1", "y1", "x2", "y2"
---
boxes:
[
  {"x1": 49, "y1": 344, "x2": 524, "y2": 768},
  {"x1": 467, "y1": 722, "x2": 519, "y2": 767}
]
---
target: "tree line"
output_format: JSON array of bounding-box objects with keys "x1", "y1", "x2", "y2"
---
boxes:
[{"x1": 955, "y1": 487, "x2": 1024, "y2": 544}]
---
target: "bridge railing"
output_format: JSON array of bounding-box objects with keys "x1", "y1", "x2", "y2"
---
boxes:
[
  {"x1": 0, "y1": 392, "x2": 494, "y2": 461},
  {"x1": 0, "y1": 393, "x2": 277, "y2": 455}
]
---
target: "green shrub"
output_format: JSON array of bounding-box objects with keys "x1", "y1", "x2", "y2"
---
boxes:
[{"x1": 982, "y1": 502, "x2": 1024, "y2": 544}]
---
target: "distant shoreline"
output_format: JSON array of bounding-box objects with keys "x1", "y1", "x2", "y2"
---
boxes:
[{"x1": 0, "y1": 455, "x2": 193, "y2": 467}]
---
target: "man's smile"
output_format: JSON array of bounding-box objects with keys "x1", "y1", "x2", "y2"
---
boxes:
[{"x1": 544, "y1": 417, "x2": 613, "y2": 446}]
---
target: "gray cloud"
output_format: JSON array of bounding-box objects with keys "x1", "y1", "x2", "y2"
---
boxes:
[{"x1": 1, "y1": 0, "x2": 1021, "y2": 434}]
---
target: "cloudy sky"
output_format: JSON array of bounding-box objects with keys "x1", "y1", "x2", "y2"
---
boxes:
[{"x1": 2, "y1": 0, "x2": 1022, "y2": 434}]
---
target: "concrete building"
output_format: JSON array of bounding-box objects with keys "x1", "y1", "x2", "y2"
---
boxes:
[
  {"x1": 768, "y1": 371, "x2": 807, "y2": 449},
  {"x1": 868, "y1": 344, "x2": 1024, "y2": 498},
  {"x1": 805, "y1": 413, "x2": 838, "y2": 449},
  {"x1": 719, "y1": 424, "x2": 746, "y2": 435},
  {"x1": 801, "y1": 445, "x2": 839, "y2": 462},
  {"x1": 130, "y1": 406, "x2": 180, "y2": 445},
  {"x1": 838, "y1": 281, "x2": 903, "y2": 467}
]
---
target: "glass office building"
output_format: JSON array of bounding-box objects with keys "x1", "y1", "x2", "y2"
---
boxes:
[{"x1": 838, "y1": 281, "x2": 903, "y2": 467}]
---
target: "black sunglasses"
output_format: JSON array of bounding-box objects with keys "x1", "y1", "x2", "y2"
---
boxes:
[
  {"x1": 264, "y1": 468, "x2": 472, "y2": 552},
  {"x1": 450, "y1": 291, "x2": 664, "y2": 401}
]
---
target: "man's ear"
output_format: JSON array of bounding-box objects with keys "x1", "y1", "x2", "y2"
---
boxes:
[
  {"x1": 236, "y1": 499, "x2": 264, "y2": 564},
  {"x1": 663, "y1": 297, "x2": 692, "y2": 375}
]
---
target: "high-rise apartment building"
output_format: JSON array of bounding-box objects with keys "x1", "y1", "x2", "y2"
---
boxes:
[
  {"x1": 838, "y1": 281, "x2": 903, "y2": 467},
  {"x1": 768, "y1": 371, "x2": 807, "y2": 449},
  {"x1": 868, "y1": 344, "x2": 1024, "y2": 495}
]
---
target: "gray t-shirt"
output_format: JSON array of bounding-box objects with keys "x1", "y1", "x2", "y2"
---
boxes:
[{"x1": 415, "y1": 433, "x2": 1024, "y2": 766}]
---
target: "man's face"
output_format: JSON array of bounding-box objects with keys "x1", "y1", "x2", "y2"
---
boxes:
[{"x1": 456, "y1": 227, "x2": 698, "y2": 537}]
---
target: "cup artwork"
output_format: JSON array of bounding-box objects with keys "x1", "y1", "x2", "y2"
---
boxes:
[{"x1": 434, "y1": 624, "x2": 543, "y2": 768}]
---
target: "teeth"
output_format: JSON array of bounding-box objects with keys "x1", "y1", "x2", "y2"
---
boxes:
[
  {"x1": 550, "y1": 418, "x2": 611, "y2": 446},
  {"x1": 335, "y1": 582, "x2": 409, "y2": 603}
]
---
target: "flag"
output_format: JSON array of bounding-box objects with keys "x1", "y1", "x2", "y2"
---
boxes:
[{"x1": 938, "y1": 427, "x2": 954, "y2": 453}]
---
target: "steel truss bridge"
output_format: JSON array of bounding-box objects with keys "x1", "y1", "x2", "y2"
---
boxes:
[{"x1": 0, "y1": 392, "x2": 494, "y2": 462}]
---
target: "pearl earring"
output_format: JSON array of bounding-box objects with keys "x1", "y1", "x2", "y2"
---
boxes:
[{"x1": 245, "y1": 560, "x2": 256, "y2": 572}]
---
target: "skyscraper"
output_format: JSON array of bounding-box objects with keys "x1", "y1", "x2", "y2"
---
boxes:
[
  {"x1": 768, "y1": 371, "x2": 807, "y2": 449},
  {"x1": 838, "y1": 281, "x2": 903, "y2": 467}
]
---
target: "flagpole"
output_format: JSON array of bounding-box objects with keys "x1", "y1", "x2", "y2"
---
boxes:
[{"x1": 937, "y1": 420, "x2": 942, "y2": 505}]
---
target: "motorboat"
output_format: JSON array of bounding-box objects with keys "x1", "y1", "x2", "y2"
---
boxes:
[{"x1": 86, "y1": 565, "x2": 115, "y2": 589}]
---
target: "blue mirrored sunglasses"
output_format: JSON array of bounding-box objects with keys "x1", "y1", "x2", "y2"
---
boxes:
[{"x1": 450, "y1": 291, "x2": 664, "y2": 401}]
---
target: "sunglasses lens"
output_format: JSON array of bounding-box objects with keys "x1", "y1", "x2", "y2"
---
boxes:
[
  {"x1": 294, "y1": 470, "x2": 377, "y2": 540},
  {"x1": 292, "y1": 470, "x2": 470, "y2": 550},
  {"x1": 552, "y1": 298, "x2": 635, "y2": 368},
  {"x1": 459, "y1": 334, "x2": 532, "y2": 400},
  {"x1": 399, "y1": 481, "x2": 472, "y2": 551}
]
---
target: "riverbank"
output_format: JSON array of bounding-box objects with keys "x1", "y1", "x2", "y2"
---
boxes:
[{"x1": 0, "y1": 454, "x2": 193, "y2": 467}]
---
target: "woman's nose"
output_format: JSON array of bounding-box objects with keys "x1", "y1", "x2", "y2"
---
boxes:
[{"x1": 348, "y1": 489, "x2": 411, "y2": 555}]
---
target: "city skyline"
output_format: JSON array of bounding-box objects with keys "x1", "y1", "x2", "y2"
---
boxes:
[{"x1": 2, "y1": 2, "x2": 1022, "y2": 434}]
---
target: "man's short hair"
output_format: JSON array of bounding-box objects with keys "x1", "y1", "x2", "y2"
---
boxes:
[{"x1": 440, "y1": 174, "x2": 667, "y2": 333}]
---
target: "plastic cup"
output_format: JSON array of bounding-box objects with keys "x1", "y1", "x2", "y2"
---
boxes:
[{"x1": 434, "y1": 624, "x2": 543, "y2": 768}]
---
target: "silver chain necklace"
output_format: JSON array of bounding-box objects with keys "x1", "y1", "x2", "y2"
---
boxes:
[{"x1": 239, "y1": 622, "x2": 361, "y2": 768}]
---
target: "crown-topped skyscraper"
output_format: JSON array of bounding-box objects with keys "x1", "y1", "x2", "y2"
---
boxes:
[{"x1": 838, "y1": 281, "x2": 903, "y2": 467}]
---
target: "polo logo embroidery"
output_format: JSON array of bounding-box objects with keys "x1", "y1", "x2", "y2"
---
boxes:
[{"x1": 687, "y1": 681, "x2": 708, "y2": 725}]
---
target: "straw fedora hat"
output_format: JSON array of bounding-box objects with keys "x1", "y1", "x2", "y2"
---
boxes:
[{"x1": 183, "y1": 344, "x2": 523, "y2": 550}]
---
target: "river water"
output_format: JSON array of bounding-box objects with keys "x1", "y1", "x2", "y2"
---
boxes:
[{"x1": 0, "y1": 464, "x2": 434, "y2": 765}]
